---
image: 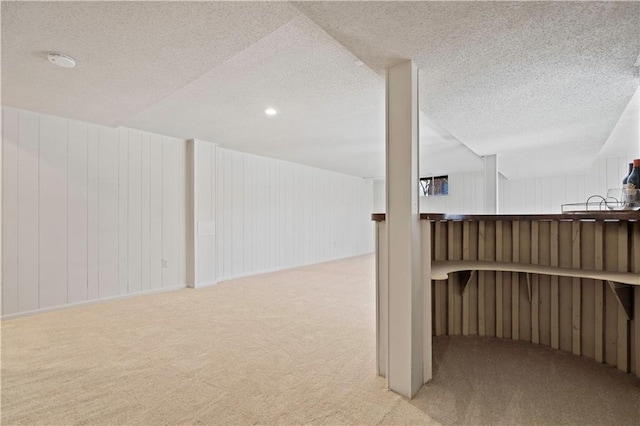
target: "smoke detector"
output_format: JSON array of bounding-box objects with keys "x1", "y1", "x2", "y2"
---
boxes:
[{"x1": 47, "y1": 53, "x2": 76, "y2": 68}]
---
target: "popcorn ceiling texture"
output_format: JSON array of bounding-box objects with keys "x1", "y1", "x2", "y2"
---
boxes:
[
  {"x1": 2, "y1": 2, "x2": 639, "y2": 179},
  {"x1": 1, "y1": 1, "x2": 297, "y2": 127},
  {"x1": 294, "y1": 1, "x2": 640, "y2": 178}
]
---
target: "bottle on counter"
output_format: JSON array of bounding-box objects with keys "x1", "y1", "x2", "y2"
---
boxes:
[
  {"x1": 622, "y1": 162, "x2": 633, "y2": 188},
  {"x1": 626, "y1": 159, "x2": 640, "y2": 209},
  {"x1": 622, "y1": 162, "x2": 633, "y2": 204}
]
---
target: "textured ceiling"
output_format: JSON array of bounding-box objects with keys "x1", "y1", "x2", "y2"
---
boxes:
[
  {"x1": 124, "y1": 14, "x2": 387, "y2": 178},
  {"x1": 124, "y1": 13, "x2": 481, "y2": 178},
  {"x1": 598, "y1": 87, "x2": 640, "y2": 159},
  {"x1": 1, "y1": 1, "x2": 297, "y2": 127},
  {"x1": 2, "y1": 1, "x2": 638, "y2": 179},
  {"x1": 294, "y1": 1, "x2": 640, "y2": 179}
]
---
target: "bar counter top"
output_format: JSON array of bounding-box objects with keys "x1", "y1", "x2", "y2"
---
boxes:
[{"x1": 371, "y1": 212, "x2": 640, "y2": 222}]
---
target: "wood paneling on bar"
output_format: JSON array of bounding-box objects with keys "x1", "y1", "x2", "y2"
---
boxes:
[{"x1": 375, "y1": 214, "x2": 639, "y2": 379}]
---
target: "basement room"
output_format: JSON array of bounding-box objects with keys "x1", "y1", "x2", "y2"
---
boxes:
[{"x1": 1, "y1": 1, "x2": 639, "y2": 425}]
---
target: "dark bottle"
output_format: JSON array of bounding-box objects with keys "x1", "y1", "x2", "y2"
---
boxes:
[
  {"x1": 622, "y1": 162, "x2": 633, "y2": 204},
  {"x1": 622, "y1": 162, "x2": 633, "y2": 187},
  {"x1": 626, "y1": 159, "x2": 640, "y2": 208}
]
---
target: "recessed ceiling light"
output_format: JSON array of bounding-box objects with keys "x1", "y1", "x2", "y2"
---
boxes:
[
  {"x1": 265, "y1": 108, "x2": 277, "y2": 116},
  {"x1": 47, "y1": 52, "x2": 76, "y2": 68}
]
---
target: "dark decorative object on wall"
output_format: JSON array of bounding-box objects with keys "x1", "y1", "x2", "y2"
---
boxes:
[{"x1": 420, "y1": 175, "x2": 448, "y2": 197}]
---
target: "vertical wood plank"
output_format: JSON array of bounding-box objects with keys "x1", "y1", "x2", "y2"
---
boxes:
[
  {"x1": 243, "y1": 155, "x2": 252, "y2": 273},
  {"x1": 177, "y1": 140, "x2": 186, "y2": 287},
  {"x1": 579, "y1": 221, "x2": 596, "y2": 360},
  {"x1": 216, "y1": 147, "x2": 224, "y2": 280},
  {"x1": 537, "y1": 221, "x2": 551, "y2": 346},
  {"x1": 512, "y1": 221, "x2": 520, "y2": 340},
  {"x1": 558, "y1": 221, "x2": 573, "y2": 352},
  {"x1": 141, "y1": 134, "x2": 151, "y2": 291},
  {"x1": 98, "y1": 128, "x2": 119, "y2": 298},
  {"x1": 550, "y1": 220, "x2": 560, "y2": 350},
  {"x1": 17, "y1": 111, "x2": 40, "y2": 311},
  {"x1": 128, "y1": 131, "x2": 142, "y2": 293},
  {"x1": 462, "y1": 221, "x2": 470, "y2": 336},
  {"x1": 195, "y1": 142, "x2": 210, "y2": 283},
  {"x1": 67, "y1": 121, "x2": 89, "y2": 304},
  {"x1": 275, "y1": 161, "x2": 282, "y2": 267},
  {"x1": 422, "y1": 221, "x2": 433, "y2": 383},
  {"x1": 211, "y1": 145, "x2": 218, "y2": 279},
  {"x1": 434, "y1": 221, "x2": 445, "y2": 336},
  {"x1": 254, "y1": 157, "x2": 264, "y2": 271},
  {"x1": 378, "y1": 222, "x2": 388, "y2": 377},
  {"x1": 496, "y1": 220, "x2": 503, "y2": 338},
  {"x1": 162, "y1": 138, "x2": 179, "y2": 287},
  {"x1": 149, "y1": 135, "x2": 163, "y2": 290},
  {"x1": 572, "y1": 220, "x2": 581, "y2": 356},
  {"x1": 604, "y1": 222, "x2": 618, "y2": 364},
  {"x1": 2, "y1": 108, "x2": 19, "y2": 315},
  {"x1": 531, "y1": 220, "x2": 539, "y2": 344},
  {"x1": 468, "y1": 221, "x2": 479, "y2": 335},
  {"x1": 617, "y1": 222, "x2": 628, "y2": 372},
  {"x1": 594, "y1": 220, "x2": 604, "y2": 363},
  {"x1": 478, "y1": 220, "x2": 486, "y2": 336},
  {"x1": 87, "y1": 126, "x2": 100, "y2": 300},
  {"x1": 518, "y1": 221, "x2": 531, "y2": 342},
  {"x1": 292, "y1": 164, "x2": 299, "y2": 266},
  {"x1": 232, "y1": 151, "x2": 243, "y2": 276},
  {"x1": 117, "y1": 129, "x2": 129, "y2": 294},
  {"x1": 39, "y1": 116, "x2": 68, "y2": 309},
  {"x1": 447, "y1": 221, "x2": 454, "y2": 335},
  {"x1": 633, "y1": 222, "x2": 640, "y2": 377}
]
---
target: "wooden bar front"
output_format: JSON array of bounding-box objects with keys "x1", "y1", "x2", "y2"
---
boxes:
[{"x1": 373, "y1": 213, "x2": 640, "y2": 378}]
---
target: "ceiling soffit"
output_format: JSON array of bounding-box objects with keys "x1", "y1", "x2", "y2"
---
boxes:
[{"x1": 294, "y1": 1, "x2": 640, "y2": 179}]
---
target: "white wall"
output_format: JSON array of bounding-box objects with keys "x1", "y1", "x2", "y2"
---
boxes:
[
  {"x1": 215, "y1": 147, "x2": 374, "y2": 281},
  {"x1": 2, "y1": 107, "x2": 187, "y2": 317},
  {"x1": 2, "y1": 108, "x2": 375, "y2": 317},
  {"x1": 374, "y1": 156, "x2": 634, "y2": 215},
  {"x1": 500, "y1": 156, "x2": 633, "y2": 214},
  {"x1": 373, "y1": 171, "x2": 485, "y2": 214}
]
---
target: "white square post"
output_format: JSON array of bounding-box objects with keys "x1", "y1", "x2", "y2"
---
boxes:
[
  {"x1": 385, "y1": 60, "x2": 425, "y2": 398},
  {"x1": 484, "y1": 154, "x2": 498, "y2": 214}
]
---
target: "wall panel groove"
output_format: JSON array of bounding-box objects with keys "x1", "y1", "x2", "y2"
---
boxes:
[
  {"x1": 3, "y1": 108, "x2": 374, "y2": 317},
  {"x1": 2, "y1": 108, "x2": 187, "y2": 317},
  {"x1": 214, "y1": 148, "x2": 374, "y2": 282}
]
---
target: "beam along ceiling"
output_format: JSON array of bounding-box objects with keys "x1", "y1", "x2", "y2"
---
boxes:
[{"x1": 2, "y1": 2, "x2": 639, "y2": 180}]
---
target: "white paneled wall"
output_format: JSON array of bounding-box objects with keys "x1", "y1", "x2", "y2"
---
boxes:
[
  {"x1": 373, "y1": 172, "x2": 485, "y2": 214},
  {"x1": 500, "y1": 156, "x2": 633, "y2": 213},
  {"x1": 2, "y1": 107, "x2": 375, "y2": 317},
  {"x1": 215, "y1": 147, "x2": 374, "y2": 281},
  {"x1": 374, "y1": 157, "x2": 634, "y2": 215},
  {"x1": 2, "y1": 107, "x2": 187, "y2": 317}
]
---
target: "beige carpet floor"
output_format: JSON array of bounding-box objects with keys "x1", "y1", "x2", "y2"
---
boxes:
[{"x1": 1, "y1": 254, "x2": 639, "y2": 425}]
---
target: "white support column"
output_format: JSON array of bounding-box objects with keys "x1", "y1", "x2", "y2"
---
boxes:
[
  {"x1": 186, "y1": 139, "x2": 217, "y2": 289},
  {"x1": 484, "y1": 154, "x2": 499, "y2": 214},
  {"x1": 385, "y1": 60, "x2": 425, "y2": 398}
]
